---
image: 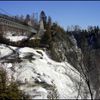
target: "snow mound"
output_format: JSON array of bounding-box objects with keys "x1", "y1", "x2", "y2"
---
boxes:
[
  {"x1": 0, "y1": 44, "x2": 90, "y2": 99},
  {"x1": 0, "y1": 44, "x2": 13, "y2": 58},
  {"x1": 5, "y1": 36, "x2": 28, "y2": 42}
]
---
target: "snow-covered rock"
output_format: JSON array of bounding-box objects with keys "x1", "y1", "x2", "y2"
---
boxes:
[
  {"x1": 0, "y1": 44, "x2": 91, "y2": 99},
  {"x1": 0, "y1": 44, "x2": 13, "y2": 58}
]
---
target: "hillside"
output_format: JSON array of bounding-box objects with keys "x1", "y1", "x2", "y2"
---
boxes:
[
  {"x1": 0, "y1": 11, "x2": 99, "y2": 99},
  {"x1": 0, "y1": 43, "x2": 90, "y2": 99}
]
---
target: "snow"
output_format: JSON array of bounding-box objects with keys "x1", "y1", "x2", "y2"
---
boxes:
[
  {"x1": 6, "y1": 63, "x2": 12, "y2": 68},
  {"x1": 20, "y1": 86, "x2": 48, "y2": 99},
  {"x1": 5, "y1": 36, "x2": 28, "y2": 42},
  {"x1": 3, "y1": 32, "x2": 39, "y2": 42},
  {"x1": 30, "y1": 37, "x2": 41, "y2": 40},
  {"x1": 0, "y1": 44, "x2": 13, "y2": 58},
  {"x1": 0, "y1": 44, "x2": 91, "y2": 99}
]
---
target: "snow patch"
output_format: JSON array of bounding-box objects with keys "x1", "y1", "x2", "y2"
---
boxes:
[{"x1": 5, "y1": 36, "x2": 28, "y2": 42}]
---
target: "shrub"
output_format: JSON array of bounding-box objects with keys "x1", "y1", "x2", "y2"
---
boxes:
[{"x1": 0, "y1": 67, "x2": 29, "y2": 99}]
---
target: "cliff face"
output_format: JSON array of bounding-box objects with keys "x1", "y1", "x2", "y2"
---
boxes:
[
  {"x1": 47, "y1": 31, "x2": 100, "y2": 99},
  {"x1": 48, "y1": 31, "x2": 83, "y2": 73},
  {"x1": 0, "y1": 29, "x2": 100, "y2": 99},
  {"x1": 0, "y1": 31, "x2": 91, "y2": 99},
  {"x1": 0, "y1": 44, "x2": 90, "y2": 99}
]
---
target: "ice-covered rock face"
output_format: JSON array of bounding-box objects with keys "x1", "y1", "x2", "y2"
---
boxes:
[{"x1": 0, "y1": 44, "x2": 90, "y2": 99}]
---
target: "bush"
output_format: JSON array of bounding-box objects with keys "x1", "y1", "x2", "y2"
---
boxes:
[{"x1": 0, "y1": 67, "x2": 29, "y2": 99}]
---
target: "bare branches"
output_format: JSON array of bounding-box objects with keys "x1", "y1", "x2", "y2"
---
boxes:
[{"x1": 80, "y1": 51, "x2": 93, "y2": 100}]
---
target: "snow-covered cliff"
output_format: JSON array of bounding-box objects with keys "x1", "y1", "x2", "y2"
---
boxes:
[{"x1": 0, "y1": 44, "x2": 90, "y2": 99}]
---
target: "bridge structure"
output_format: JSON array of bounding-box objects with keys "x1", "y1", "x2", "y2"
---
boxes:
[{"x1": 0, "y1": 13, "x2": 37, "y2": 35}]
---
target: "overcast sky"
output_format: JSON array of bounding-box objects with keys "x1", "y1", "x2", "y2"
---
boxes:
[{"x1": 0, "y1": 1, "x2": 100, "y2": 30}]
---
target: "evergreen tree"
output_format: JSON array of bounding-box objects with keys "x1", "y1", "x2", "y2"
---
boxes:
[
  {"x1": 25, "y1": 14, "x2": 31, "y2": 25},
  {"x1": 30, "y1": 13, "x2": 35, "y2": 27},
  {"x1": 20, "y1": 15, "x2": 24, "y2": 22},
  {"x1": 0, "y1": 67, "x2": 29, "y2": 99},
  {"x1": 40, "y1": 10, "x2": 47, "y2": 28},
  {"x1": 47, "y1": 16, "x2": 52, "y2": 28}
]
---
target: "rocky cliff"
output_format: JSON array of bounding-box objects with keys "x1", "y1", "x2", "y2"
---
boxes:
[{"x1": 0, "y1": 31, "x2": 92, "y2": 99}]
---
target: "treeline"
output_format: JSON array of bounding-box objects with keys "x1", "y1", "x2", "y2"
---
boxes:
[
  {"x1": 13, "y1": 10, "x2": 53, "y2": 30},
  {"x1": 2, "y1": 10, "x2": 100, "y2": 50},
  {"x1": 12, "y1": 10, "x2": 66, "y2": 48},
  {"x1": 66, "y1": 25, "x2": 100, "y2": 50}
]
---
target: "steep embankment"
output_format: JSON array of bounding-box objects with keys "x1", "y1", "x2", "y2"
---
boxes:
[{"x1": 0, "y1": 44, "x2": 90, "y2": 99}]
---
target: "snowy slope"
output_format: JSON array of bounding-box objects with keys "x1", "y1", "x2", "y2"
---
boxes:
[{"x1": 0, "y1": 44, "x2": 91, "y2": 99}]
